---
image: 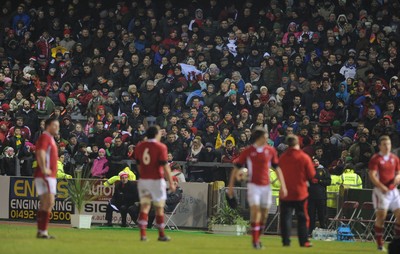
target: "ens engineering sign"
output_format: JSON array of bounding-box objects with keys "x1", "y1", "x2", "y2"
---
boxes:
[{"x1": 9, "y1": 178, "x2": 73, "y2": 222}]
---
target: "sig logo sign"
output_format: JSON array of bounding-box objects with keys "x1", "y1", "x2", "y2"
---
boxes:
[
  {"x1": 9, "y1": 177, "x2": 74, "y2": 222},
  {"x1": 78, "y1": 181, "x2": 115, "y2": 223}
]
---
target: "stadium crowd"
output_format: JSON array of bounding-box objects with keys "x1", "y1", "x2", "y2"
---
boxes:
[{"x1": 0, "y1": 0, "x2": 400, "y2": 185}]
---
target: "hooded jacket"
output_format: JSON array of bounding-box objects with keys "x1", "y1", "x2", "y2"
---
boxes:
[
  {"x1": 57, "y1": 160, "x2": 72, "y2": 179},
  {"x1": 91, "y1": 156, "x2": 109, "y2": 178},
  {"x1": 336, "y1": 81, "x2": 350, "y2": 104},
  {"x1": 263, "y1": 96, "x2": 284, "y2": 120}
]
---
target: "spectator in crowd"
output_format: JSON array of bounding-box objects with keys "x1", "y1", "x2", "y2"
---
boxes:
[
  {"x1": 1, "y1": 146, "x2": 16, "y2": 175},
  {"x1": 165, "y1": 176, "x2": 183, "y2": 213},
  {"x1": 0, "y1": 1, "x2": 398, "y2": 197},
  {"x1": 91, "y1": 148, "x2": 109, "y2": 178},
  {"x1": 186, "y1": 136, "x2": 205, "y2": 182},
  {"x1": 308, "y1": 157, "x2": 331, "y2": 235},
  {"x1": 57, "y1": 153, "x2": 72, "y2": 180},
  {"x1": 105, "y1": 172, "x2": 139, "y2": 227}
]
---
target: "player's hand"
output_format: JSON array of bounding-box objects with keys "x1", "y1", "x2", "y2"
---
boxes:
[
  {"x1": 380, "y1": 185, "x2": 389, "y2": 194},
  {"x1": 280, "y1": 186, "x2": 288, "y2": 199},
  {"x1": 169, "y1": 183, "x2": 176, "y2": 193},
  {"x1": 394, "y1": 175, "x2": 400, "y2": 185},
  {"x1": 43, "y1": 168, "x2": 52, "y2": 176}
]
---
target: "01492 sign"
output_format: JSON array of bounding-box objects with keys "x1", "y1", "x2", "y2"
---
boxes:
[{"x1": 9, "y1": 177, "x2": 74, "y2": 222}]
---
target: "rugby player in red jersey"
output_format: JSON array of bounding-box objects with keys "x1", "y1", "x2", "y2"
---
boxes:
[
  {"x1": 34, "y1": 118, "x2": 60, "y2": 239},
  {"x1": 369, "y1": 135, "x2": 400, "y2": 252},
  {"x1": 228, "y1": 127, "x2": 287, "y2": 249},
  {"x1": 135, "y1": 125, "x2": 175, "y2": 242}
]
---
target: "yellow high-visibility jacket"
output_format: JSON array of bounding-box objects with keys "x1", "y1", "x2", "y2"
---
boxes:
[
  {"x1": 327, "y1": 175, "x2": 342, "y2": 209},
  {"x1": 269, "y1": 168, "x2": 281, "y2": 206},
  {"x1": 32, "y1": 160, "x2": 72, "y2": 179},
  {"x1": 341, "y1": 168, "x2": 363, "y2": 189},
  {"x1": 103, "y1": 166, "x2": 136, "y2": 187}
]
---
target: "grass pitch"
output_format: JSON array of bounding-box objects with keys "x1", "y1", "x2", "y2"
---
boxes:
[{"x1": 0, "y1": 223, "x2": 379, "y2": 254}]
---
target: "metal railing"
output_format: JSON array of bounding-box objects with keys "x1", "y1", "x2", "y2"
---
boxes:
[{"x1": 216, "y1": 187, "x2": 340, "y2": 234}]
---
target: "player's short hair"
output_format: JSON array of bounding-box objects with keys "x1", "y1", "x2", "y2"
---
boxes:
[
  {"x1": 45, "y1": 117, "x2": 58, "y2": 128},
  {"x1": 286, "y1": 134, "x2": 299, "y2": 147},
  {"x1": 146, "y1": 125, "x2": 160, "y2": 139},
  {"x1": 379, "y1": 135, "x2": 391, "y2": 145},
  {"x1": 250, "y1": 127, "x2": 267, "y2": 143}
]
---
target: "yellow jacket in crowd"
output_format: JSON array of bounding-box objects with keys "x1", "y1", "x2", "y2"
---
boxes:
[
  {"x1": 103, "y1": 166, "x2": 136, "y2": 187},
  {"x1": 327, "y1": 175, "x2": 342, "y2": 209},
  {"x1": 341, "y1": 168, "x2": 363, "y2": 189},
  {"x1": 215, "y1": 133, "x2": 235, "y2": 149},
  {"x1": 32, "y1": 160, "x2": 72, "y2": 179},
  {"x1": 269, "y1": 168, "x2": 281, "y2": 206}
]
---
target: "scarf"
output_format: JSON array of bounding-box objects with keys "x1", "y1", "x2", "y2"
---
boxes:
[
  {"x1": 37, "y1": 100, "x2": 46, "y2": 110},
  {"x1": 15, "y1": 135, "x2": 22, "y2": 148},
  {"x1": 190, "y1": 144, "x2": 203, "y2": 157}
]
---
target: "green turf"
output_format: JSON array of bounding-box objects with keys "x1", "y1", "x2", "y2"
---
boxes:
[{"x1": 0, "y1": 224, "x2": 379, "y2": 254}]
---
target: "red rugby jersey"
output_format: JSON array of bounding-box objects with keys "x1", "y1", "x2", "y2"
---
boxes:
[
  {"x1": 34, "y1": 132, "x2": 58, "y2": 178},
  {"x1": 369, "y1": 153, "x2": 400, "y2": 190},
  {"x1": 135, "y1": 139, "x2": 168, "y2": 180},
  {"x1": 233, "y1": 145, "x2": 278, "y2": 186}
]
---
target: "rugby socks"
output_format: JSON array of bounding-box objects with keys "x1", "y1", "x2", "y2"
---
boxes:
[
  {"x1": 156, "y1": 215, "x2": 166, "y2": 238},
  {"x1": 37, "y1": 210, "x2": 43, "y2": 233},
  {"x1": 395, "y1": 224, "x2": 400, "y2": 239},
  {"x1": 375, "y1": 226, "x2": 384, "y2": 247},
  {"x1": 37, "y1": 210, "x2": 50, "y2": 235},
  {"x1": 259, "y1": 224, "x2": 265, "y2": 236},
  {"x1": 138, "y1": 212, "x2": 148, "y2": 238},
  {"x1": 251, "y1": 222, "x2": 260, "y2": 244}
]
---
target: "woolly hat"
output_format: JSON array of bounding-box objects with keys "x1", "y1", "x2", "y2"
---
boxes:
[
  {"x1": 276, "y1": 87, "x2": 285, "y2": 94},
  {"x1": 228, "y1": 90, "x2": 237, "y2": 96},
  {"x1": 2, "y1": 104, "x2": 10, "y2": 111},
  {"x1": 104, "y1": 137, "x2": 113, "y2": 144},
  {"x1": 119, "y1": 171, "x2": 129, "y2": 178},
  {"x1": 383, "y1": 115, "x2": 392, "y2": 124}
]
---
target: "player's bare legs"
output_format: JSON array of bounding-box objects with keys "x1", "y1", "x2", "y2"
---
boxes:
[
  {"x1": 37, "y1": 192, "x2": 55, "y2": 238},
  {"x1": 259, "y1": 208, "x2": 269, "y2": 235},
  {"x1": 250, "y1": 205, "x2": 262, "y2": 249},
  {"x1": 138, "y1": 200, "x2": 151, "y2": 241}
]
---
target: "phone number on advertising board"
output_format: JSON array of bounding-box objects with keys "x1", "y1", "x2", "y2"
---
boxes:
[{"x1": 9, "y1": 210, "x2": 71, "y2": 221}]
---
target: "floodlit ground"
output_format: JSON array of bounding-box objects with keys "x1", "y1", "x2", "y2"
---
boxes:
[{"x1": 0, "y1": 222, "x2": 378, "y2": 254}]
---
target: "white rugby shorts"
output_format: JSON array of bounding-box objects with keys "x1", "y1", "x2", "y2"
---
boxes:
[
  {"x1": 138, "y1": 179, "x2": 167, "y2": 203},
  {"x1": 34, "y1": 177, "x2": 57, "y2": 196},
  {"x1": 247, "y1": 183, "x2": 272, "y2": 209},
  {"x1": 372, "y1": 187, "x2": 400, "y2": 211}
]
